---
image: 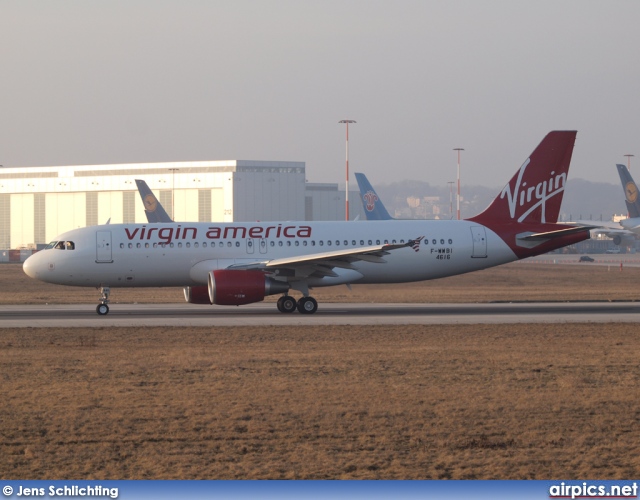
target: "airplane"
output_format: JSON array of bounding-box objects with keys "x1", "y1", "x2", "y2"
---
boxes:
[
  {"x1": 354, "y1": 172, "x2": 394, "y2": 220},
  {"x1": 584, "y1": 164, "x2": 640, "y2": 246},
  {"x1": 23, "y1": 131, "x2": 593, "y2": 316},
  {"x1": 135, "y1": 179, "x2": 174, "y2": 223}
]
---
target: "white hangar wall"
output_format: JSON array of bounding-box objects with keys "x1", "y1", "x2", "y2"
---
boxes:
[{"x1": 0, "y1": 160, "x2": 307, "y2": 249}]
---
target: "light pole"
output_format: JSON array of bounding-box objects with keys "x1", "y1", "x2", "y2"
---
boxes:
[
  {"x1": 339, "y1": 120, "x2": 356, "y2": 221},
  {"x1": 624, "y1": 154, "x2": 635, "y2": 170},
  {"x1": 447, "y1": 181, "x2": 454, "y2": 219},
  {"x1": 453, "y1": 148, "x2": 464, "y2": 220},
  {"x1": 169, "y1": 168, "x2": 179, "y2": 220}
]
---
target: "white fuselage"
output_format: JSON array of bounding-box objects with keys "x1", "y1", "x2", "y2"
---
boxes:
[{"x1": 23, "y1": 220, "x2": 517, "y2": 289}]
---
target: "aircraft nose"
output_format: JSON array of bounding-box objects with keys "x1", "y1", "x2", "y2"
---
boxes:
[{"x1": 23, "y1": 254, "x2": 40, "y2": 279}]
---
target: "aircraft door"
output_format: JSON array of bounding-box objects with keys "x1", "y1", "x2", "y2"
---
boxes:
[
  {"x1": 470, "y1": 226, "x2": 487, "y2": 258},
  {"x1": 96, "y1": 231, "x2": 113, "y2": 263}
]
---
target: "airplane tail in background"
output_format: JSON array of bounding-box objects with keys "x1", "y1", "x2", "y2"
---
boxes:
[
  {"x1": 470, "y1": 131, "x2": 576, "y2": 226},
  {"x1": 616, "y1": 163, "x2": 640, "y2": 219},
  {"x1": 354, "y1": 173, "x2": 394, "y2": 220},
  {"x1": 135, "y1": 180, "x2": 173, "y2": 223}
]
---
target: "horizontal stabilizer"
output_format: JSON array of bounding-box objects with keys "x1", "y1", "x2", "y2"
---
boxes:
[{"x1": 516, "y1": 225, "x2": 596, "y2": 247}]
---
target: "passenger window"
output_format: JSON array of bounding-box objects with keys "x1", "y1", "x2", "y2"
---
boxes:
[
  {"x1": 360, "y1": 240, "x2": 364, "y2": 245},
  {"x1": 432, "y1": 239, "x2": 437, "y2": 245},
  {"x1": 120, "y1": 243, "x2": 124, "y2": 249},
  {"x1": 319, "y1": 241, "x2": 324, "y2": 246},
  {"x1": 303, "y1": 241, "x2": 307, "y2": 246},
  {"x1": 440, "y1": 239, "x2": 445, "y2": 244},
  {"x1": 128, "y1": 243, "x2": 133, "y2": 249},
  {"x1": 202, "y1": 242, "x2": 207, "y2": 248},
  {"x1": 153, "y1": 243, "x2": 157, "y2": 248},
  {"x1": 423, "y1": 239, "x2": 428, "y2": 245},
  {"x1": 235, "y1": 242, "x2": 240, "y2": 247},
  {"x1": 392, "y1": 239, "x2": 396, "y2": 244},
  {"x1": 270, "y1": 241, "x2": 275, "y2": 247},
  {"x1": 170, "y1": 243, "x2": 174, "y2": 248},
  {"x1": 368, "y1": 240, "x2": 372, "y2": 245},
  {"x1": 295, "y1": 241, "x2": 299, "y2": 246},
  {"x1": 279, "y1": 241, "x2": 283, "y2": 247},
  {"x1": 448, "y1": 239, "x2": 453, "y2": 244},
  {"x1": 287, "y1": 241, "x2": 291, "y2": 246},
  {"x1": 137, "y1": 243, "x2": 141, "y2": 248},
  {"x1": 311, "y1": 241, "x2": 315, "y2": 246},
  {"x1": 376, "y1": 240, "x2": 380, "y2": 245},
  {"x1": 186, "y1": 242, "x2": 190, "y2": 248},
  {"x1": 351, "y1": 240, "x2": 356, "y2": 246},
  {"x1": 194, "y1": 242, "x2": 199, "y2": 248},
  {"x1": 327, "y1": 241, "x2": 331, "y2": 246},
  {"x1": 384, "y1": 240, "x2": 388, "y2": 244},
  {"x1": 178, "y1": 243, "x2": 182, "y2": 248},
  {"x1": 400, "y1": 239, "x2": 405, "y2": 243},
  {"x1": 145, "y1": 243, "x2": 150, "y2": 248},
  {"x1": 227, "y1": 242, "x2": 232, "y2": 248}
]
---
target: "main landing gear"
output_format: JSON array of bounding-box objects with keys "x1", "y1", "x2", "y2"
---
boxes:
[
  {"x1": 276, "y1": 295, "x2": 318, "y2": 314},
  {"x1": 96, "y1": 286, "x2": 110, "y2": 316}
]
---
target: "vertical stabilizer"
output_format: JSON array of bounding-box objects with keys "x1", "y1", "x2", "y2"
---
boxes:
[
  {"x1": 354, "y1": 173, "x2": 394, "y2": 220},
  {"x1": 470, "y1": 131, "x2": 576, "y2": 226},
  {"x1": 135, "y1": 180, "x2": 173, "y2": 223},
  {"x1": 616, "y1": 164, "x2": 640, "y2": 219}
]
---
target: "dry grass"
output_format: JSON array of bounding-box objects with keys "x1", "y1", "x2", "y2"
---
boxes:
[
  {"x1": 2, "y1": 263, "x2": 640, "y2": 479},
  {"x1": 1, "y1": 324, "x2": 640, "y2": 479}
]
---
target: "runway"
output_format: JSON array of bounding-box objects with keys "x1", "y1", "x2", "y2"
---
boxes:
[{"x1": 2, "y1": 301, "x2": 640, "y2": 327}]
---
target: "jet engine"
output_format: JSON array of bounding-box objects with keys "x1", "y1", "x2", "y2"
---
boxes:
[
  {"x1": 183, "y1": 285, "x2": 212, "y2": 304},
  {"x1": 208, "y1": 270, "x2": 290, "y2": 306},
  {"x1": 613, "y1": 235, "x2": 622, "y2": 246}
]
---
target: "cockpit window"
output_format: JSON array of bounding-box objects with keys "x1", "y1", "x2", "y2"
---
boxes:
[
  {"x1": 45, "y1": 241, "x2": 58, "y2": 250},
  {"x1": 52, "y1": 241, "x2": 75, "y2": 250}
]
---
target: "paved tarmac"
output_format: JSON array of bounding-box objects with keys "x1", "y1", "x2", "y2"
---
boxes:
[{"x1": 1, "y1": 301, "x2": 639, "y2": 327}]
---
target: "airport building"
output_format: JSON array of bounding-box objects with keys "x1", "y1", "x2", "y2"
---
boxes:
[{"x1": 0, "y1": 160, "x2": 364, "y2": 253}]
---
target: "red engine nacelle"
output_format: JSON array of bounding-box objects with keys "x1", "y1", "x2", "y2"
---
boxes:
[
  {"x1": 183, "y1": 285, "x2": 212, "y2": 304},
  {"x1": 208, "y1": 269, "x2": 290, "y2": 306}
]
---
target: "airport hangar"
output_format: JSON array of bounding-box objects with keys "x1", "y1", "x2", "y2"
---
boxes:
[{"x1": 0, "y1": 160, "x2": 365, "y2": 258}]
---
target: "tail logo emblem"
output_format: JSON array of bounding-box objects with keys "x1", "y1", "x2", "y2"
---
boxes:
[
  {"x1": 625, "y1": 182, "x2": 638, "y2": 203},
  {"x1": 500, "y1": 158, "x2": 566, "y2": 223},
  {"x1": 144, "y1": 194, "x2": 158, "y2": 212},
  {"x1": 363, "y1": 191, "x2": 379, "y2": 212}
]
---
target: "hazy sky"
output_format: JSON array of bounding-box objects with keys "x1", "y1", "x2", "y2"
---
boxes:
[{"x1": 1, "y1": 1, "x2": 639, "y2": 188}]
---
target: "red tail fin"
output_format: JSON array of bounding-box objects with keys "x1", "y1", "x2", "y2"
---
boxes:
[{"x1": 470, "y1": 131, "x2": 576, "y2": 226}]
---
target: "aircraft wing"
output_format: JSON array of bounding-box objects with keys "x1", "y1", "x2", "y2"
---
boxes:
[{"x1": 228, "y1": 237, "x2": 424, "y2": 278}]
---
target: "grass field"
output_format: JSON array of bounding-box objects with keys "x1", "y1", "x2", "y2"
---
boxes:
[{"x1": 2, "y1": 262, "x2": 640, "y2": 479}]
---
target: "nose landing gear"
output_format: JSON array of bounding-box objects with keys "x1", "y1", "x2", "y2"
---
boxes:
[{"x1": 96, "y1": 286, "x2": 110, "y2": 315}]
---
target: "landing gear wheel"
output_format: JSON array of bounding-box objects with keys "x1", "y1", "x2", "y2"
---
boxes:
[
  {"x1": 277, "y1": 296, "x2": 297, "y2": 313},
  {"x1": 96, "y1": 304, "x2": 110, "y2": 316},
  {"x1": 297, "y1": 296, "x2": 318, "y2": 314}
]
